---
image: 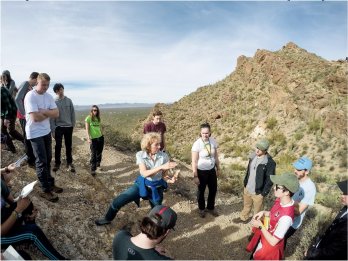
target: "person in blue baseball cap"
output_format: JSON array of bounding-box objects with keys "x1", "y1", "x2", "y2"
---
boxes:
[{"x1": 284, "y1": 156, "x2": 316, "y2": 249}]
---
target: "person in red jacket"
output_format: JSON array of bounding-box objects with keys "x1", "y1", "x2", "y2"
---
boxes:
[{"x1": 246, "y1": 172, "x2": 299, "y2": 260}]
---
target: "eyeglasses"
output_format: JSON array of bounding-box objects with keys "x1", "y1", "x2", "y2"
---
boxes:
[{"x1": 275, "y1": 184, "x2": 286, "y2": 192}]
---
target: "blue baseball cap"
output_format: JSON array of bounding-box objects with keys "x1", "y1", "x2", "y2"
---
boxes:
[{"x1": 293, "y1": 156, "x2": 312, "y2": 171}]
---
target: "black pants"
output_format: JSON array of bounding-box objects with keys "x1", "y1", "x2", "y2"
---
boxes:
[
  {"x1": 30, "y1": 133, "x2": 55, "y2": 192},
  {"x1": 54, "y1": 126, "x2": 73, "y2": 165},
  {"x1": 197, "y1": 168, "x2": 217, "y2": 210},
  {"x1": 90, "y1": 136, "x2": 104, "y2": 171},
  {"x1": 19, "y1": 118, "x2": 35, "y2": 165},
  {"x1": 1, "y1": 118, "x2": 24, "y2": 151}
]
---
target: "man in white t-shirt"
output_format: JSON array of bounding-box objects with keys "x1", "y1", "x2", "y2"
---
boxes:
[
  {"x1": 284, "y1": 156, "x2": 316, "y2": 245},
  {"x1": 24, "y1": 73, "x2": 62, "y2": 202}
]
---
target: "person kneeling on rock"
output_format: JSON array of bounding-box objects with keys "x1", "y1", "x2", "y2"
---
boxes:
[{"x1": 95, "y1": 132, "x2": 178, "y2": 226}]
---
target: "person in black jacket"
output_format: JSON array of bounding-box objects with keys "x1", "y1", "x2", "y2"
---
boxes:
[
  {"x1": 233, "y1": 139, "x2": 276, "y2": 224},
  {"x1": 305, "y1": 179, "x2": 347, "y2": 260}
]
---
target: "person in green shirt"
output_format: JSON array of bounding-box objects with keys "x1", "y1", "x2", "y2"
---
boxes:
[{"x1": 85, "y1": 105, "x2": 104, "y2": 176}]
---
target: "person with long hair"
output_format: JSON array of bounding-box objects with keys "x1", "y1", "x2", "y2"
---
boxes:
[
  {"x1": 85, "y1": 105, "x2": 104, "y2": 176},
  {"x1": 191, "y1": 122, "x2": 220, "y2": 218},
  {"x1": 246, "y1": 172, "x2": 299, "y2": 260},
  {"x1": 95, "y1": 132, "x2": 178, "y2": 226}
]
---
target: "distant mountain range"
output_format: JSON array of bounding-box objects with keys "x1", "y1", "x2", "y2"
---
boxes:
[{"x1": 75, "y1": 103, "x2": 155, "y2": 111}]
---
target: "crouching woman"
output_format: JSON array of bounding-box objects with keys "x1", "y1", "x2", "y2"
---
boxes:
[
  {"x1": 246, "y1": 172, "x2": 299, "y2": 260},
  {"x1": 95, "y1": 132, "x2": 177, "y2": 226}
]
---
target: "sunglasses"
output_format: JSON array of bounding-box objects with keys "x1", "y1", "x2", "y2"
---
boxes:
[
  {"x1": 275, "y1": 184, "x2": 286, "y2": 192},
  {"x1": 92, "y1": 109, "x2": 98, "y2": 112}
]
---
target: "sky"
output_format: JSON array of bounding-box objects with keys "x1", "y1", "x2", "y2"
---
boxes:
[{"x1": 1, "y1": 0, "x2": 347, "y2": 105}]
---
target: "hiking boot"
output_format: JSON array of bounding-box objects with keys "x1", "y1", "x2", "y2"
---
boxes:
[
  {"x1": 91, "y1": 170, "x2": 96, "y2": 176},
  {"x1": 40, "y1": 191, "x2": 59, "y2": 202},
  {"x1": 207, "y1": 209, "x2": 219, "y2": 217},
  {"x1": 199, "y1": 210, "x2": 206, "y2": 218},
  {"x1": 51, "y1": 185, "x2": 63, "y2": 194},
  {"x1": 233, "y1": 217, "x2": 251, "y2": 224},
  {"x1": 67, "y1": 163, "x2": 76, "y2": 173},
  {"x1": 95, "y1": 218, "x2": 111, "y2": 226},
  {"x1": 52, "y1": 164, "x2": 60, "y2": 172}
]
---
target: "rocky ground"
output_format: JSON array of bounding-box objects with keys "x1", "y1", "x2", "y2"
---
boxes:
[{"x1": 2, "y1": 128, "x2": 303, "y2": 260}]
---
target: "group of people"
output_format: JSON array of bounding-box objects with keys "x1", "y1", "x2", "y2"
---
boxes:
[{"x1": 1, "y1": 70, "x2": 347, "y2": 260}]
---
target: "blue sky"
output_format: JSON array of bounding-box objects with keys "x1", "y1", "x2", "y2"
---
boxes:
[{"x1": 1, "y1": 1, "x2": 347, "y2": 105}]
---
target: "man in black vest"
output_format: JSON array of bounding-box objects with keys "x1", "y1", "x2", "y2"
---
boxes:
[{"x1": 305, "y1": 180, "x2": 347, "y2": 260}]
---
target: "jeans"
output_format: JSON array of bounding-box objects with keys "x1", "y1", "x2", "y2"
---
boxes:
[
  {"x1": 197, "y1": 168, "x2": 217, "y2": 210},
  {"x1": 19, "y1": 118, "x2": 35, "y2": 165},
  {"x1": 30, "y1": 133, "x2": 55, "y2": 192},
  {"x1": 1, "y1": 223, "x2": 65, "y2": 260},
  {"x1": 105, "y1": 183, "x2": 164, "y2": 221},
  {"x1": 90, "y1": 135, "x2": 104, "y2": 171},
  {"x1": 54, "y1": 126, "x2": 73, "y2": 165}
]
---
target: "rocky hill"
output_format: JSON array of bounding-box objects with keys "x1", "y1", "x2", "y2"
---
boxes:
[{"x1": 135, "y1": 42, "x2": 347, "y2": 175}]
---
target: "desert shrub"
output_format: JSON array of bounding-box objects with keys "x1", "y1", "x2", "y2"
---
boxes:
[
  {"x1": 103, "y1": 124, "x2": 140, "y2": 152},
  {"x1": 265, "y1": 117, "x2": 277, "y2": 130},
  {"x1": 218, "y1": 165, "x2": 245, "y2": 196},
  {"x1": 269, "y1": 131, "x2": 287, "y2": 147},
  {"x1": 230, "y1": 144, "x2": 250, "y2": 157},
  {"x1": 293, "y1": 131, "x2": 304, "y2": 141},
  {"x1": 307, "y1": 116, "x2": 323, "y2": 134},
  {"x1": 315, "y1": 191, "x2": 341, "y2": 209},
  {"x1": 180, "y1": 143, "x2": 193, "y2": 164}
]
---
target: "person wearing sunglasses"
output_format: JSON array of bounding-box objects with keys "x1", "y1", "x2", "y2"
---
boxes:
[
  {"x1": 85, "y1": 105, "x2": 104, "y2": 176},
  {"x1": 246, "y1": 172, "x2": 299, "y2": 260}
]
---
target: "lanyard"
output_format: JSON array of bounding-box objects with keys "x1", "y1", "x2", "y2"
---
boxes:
[{"x1": 202, "y1": 138, "x2": 212, "y2": 157}]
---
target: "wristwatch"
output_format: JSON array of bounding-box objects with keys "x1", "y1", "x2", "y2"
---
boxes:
[{"x1": 13, "y1": 210, "x2": 22, "y2": 219}]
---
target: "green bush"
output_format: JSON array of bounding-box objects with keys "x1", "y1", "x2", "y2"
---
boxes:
[
  {"x1": 218, "y1": 166, "x2": 245, "y2": 196},
  {"x1": 265, "y1": 117, "x2": 278, "y2": 130}
]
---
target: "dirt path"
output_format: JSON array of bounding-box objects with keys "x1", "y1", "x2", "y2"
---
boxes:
[{"x1": 3, "y1": 128, "x2": 254, "y2": 260}]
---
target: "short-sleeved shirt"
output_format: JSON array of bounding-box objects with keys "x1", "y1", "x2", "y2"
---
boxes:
[
  {"x1": 292, "y1": 178, "x2": 316, "y2": 229},
  {"x1": 136, "y1": 151, "x2": 169, "y2": 181},
  {"x1": 112, "y1": 230, "x2": 172, "y2": 260},
  {"x1": 24, "y1": 89, "x2": 57, "y2": 139},
  {"x1": 85, "y1": 115, "x2": 102, "y2": 139},
  {"x1": 191, "y1": 137, "x2": 218, "y2": 170},
  {"x1": 143, "y1": 122, "x2": 166, "y2": 150}
]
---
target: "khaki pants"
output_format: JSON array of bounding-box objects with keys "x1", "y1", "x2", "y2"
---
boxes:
[{"x1": 240, "y1": 187, "x2": 264, "y2": 221}]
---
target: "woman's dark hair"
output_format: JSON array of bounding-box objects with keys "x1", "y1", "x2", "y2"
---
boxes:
[
  {"x1": 90, "y1": 105, "x2": 101, "y2": 122},
  {"x1": 53, "y1": 83, "x2": 64, "y2": 93},
  {"x1": 200, "y1": 122, "x2": 210, "y2": 130},
  {"x1": 140, "y1": 216, "x2": 167, "y2": 240},
  {"x1": 2, "y1": 70, "x2": 12, "y2": 88}
]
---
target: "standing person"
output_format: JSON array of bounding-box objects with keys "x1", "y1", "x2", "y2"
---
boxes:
[
  {"x1": 15, "y1": 72, "x2": 39, "y2": 167},
  {"x1": 85, "y1": 105, "x2": 104, "y2": 176},
  {"x1": 112, "y1": 205, "x2": 177, "y2": 260},
  {"x1": 24, "y1": 73, "x2": 63, "y2": 202},
  {"x1": 143, "y1": 110, "x2": 167, "y2": 151},
  {"x1": 1, "y1": 83, "x2": 24, "y2": 153},
  {"x1": 234, "y1": 139, "x2": 276, "y2": 224},
  {"x1": 1, "y1": 70, "x2": 17, "y2": 97},
  {"x1": 95, "y1": 132, "x2": 177, "y2": 226},
  {"x1": 246, "y1": 172, "x2": 299, "y2": 260},
  {"x1": 305, "y1": 180, "x2": 347, "y2": 260},
  {"x1": 191, "y1": 123, "x2": 220, "y2": 218},
  {"x1": 284, "y1": 156, "x2": 316, "y2": 246},
  {"x1": 51, "y1": 83, "x2": 76, "y2": 173}
]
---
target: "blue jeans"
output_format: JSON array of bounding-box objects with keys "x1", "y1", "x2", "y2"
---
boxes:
[
  {"x1": 30, "y1": 133, "x2": 54, "y2": 192},
  {"x1": 1, "y1": 223, "x2": 65, "y2": 260},
  {"x1": 105, "y1": 183, "x2": 164, "y2": 221}
]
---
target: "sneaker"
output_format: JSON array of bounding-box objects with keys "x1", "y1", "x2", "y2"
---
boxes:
[
  {"x1": 199, "y1": 210, "x2": 206, "y2": 218},
  {"x1": 95, "y1": 218, "x2": 111, "y2": 226},
  {"x1": 52, "y1": 164, "x2": 60, "y2": 172},
  {"x1": 67, "y1": 163, "x2": 76, "y2": 173},
  {"x1": 207, "y1": 209, "x2": 219, "y2": 217},
  {"x1": 40, "y1": 191, "x2": 59, "y2": 202},
  {"x1": 51, "y1": 185, "x2": 63, "y2": 194},
  {"x1": 91, "y1": 170, "x2": 96, "y2": 176}
]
